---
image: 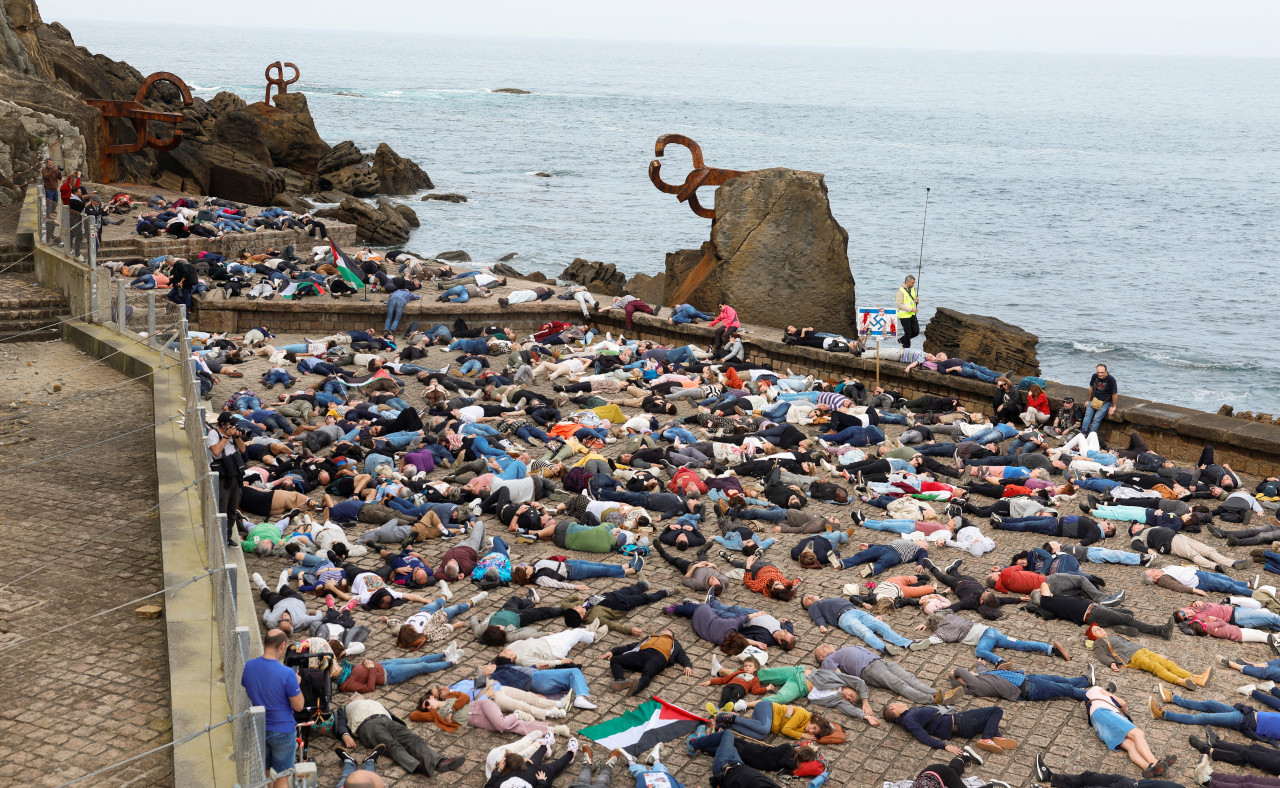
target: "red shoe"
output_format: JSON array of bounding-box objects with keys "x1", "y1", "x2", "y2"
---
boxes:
[{"x1": 326, "y1": 594, "x2": 335, "y2": 608}]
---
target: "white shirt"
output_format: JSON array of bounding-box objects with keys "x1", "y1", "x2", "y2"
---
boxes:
[
  {"x1": 474, "y1": 273, "x2": 500, "y2": 288},
  {"x1": 457, "y1": 405, "x2": 484, "y2": 424},
  {"x1": 1162, "y1": 565, "x2": 1201, "y2": 588}
]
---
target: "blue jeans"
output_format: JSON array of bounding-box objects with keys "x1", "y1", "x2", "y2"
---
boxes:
[
  {"x1": 469, "y1": 436, "x2": 508, "y2": 458},
  {"x1": 670, "y1": 304, "x2": 712, "y2": 324},
  {"x1": 975, "y1": 628, "x2": 1051, "y2": 664},
  {"x1": 461, "y1": 423, "x2": 501, "y2": 438},
  {"x1": 425, "y1": 325, "x2": 451, "y2": 342},
  {"x1": 711, "y1": 727, "x2": 745, "y2": 775},
  {"x1": 817, "y1": 531, "x2": 848, "y2": 546},
  {"x1": 287, "y1": 553, "x2": 330, "y2": 578},
  {"x1": 442, "y1": 285, "x2": 470, "y2": 303},
  {"x1": 862, "y1": 518, "x2": 916, "y2": 534},
  {"x1": 1085, "y1": 547, "x2": 1140, "y2": 565},
  {"x1": 877, "y1": 412, "x2": 908, "y2": 425},
  {"x1": 1023, "y1": 674, "x2": 1089, "y2": 701},
  {"x1": 385, "y1": 300, "x2": 405, "y2": 331},
  {"x1": 529, "y1": 668, "x2": 591, "y2": 697},
  {"x1": 837, "y1": 608, "x2": 910, "y2": 651},
  {"x1": 1082, "y1": 402, "x2": 1112, "y2": 435},
  {"x1": 736, "y1": 507, "x2": 787, "y2": 523},
  {"x1": 264, "y1": 730, "x2": 297, "y2": 775},
  {"x1": 1195, "y1": 571, "x2": 1251, "y2": 595},
  {"x1": 419, "y1": 598, "x2": 470, "y2": 620},
  {"x1": 514, "y1": 425, "x2": 551, "y2": 443},
  {"x1": 841, "y1": 544, "x2": 918, "y2": 574},
  {"x1": 661, "y1": 427, "x2": 698, "y2": 444},
  {"x1": 460, "y1": 360, "x2": 482, "y2": 375},
  {"x1": 491, "y1": 536, "x2": 509, "y2": 558},
  {"x1": 1235, "y1": 609, "x2": 1280, "y2": 630},
  {"x1": 263, "y1": 369, "x2": 294, "y2": 386},
  {"x1": 1075, "y1": 477, "x2": 1121, "y2": 493},
  {"x1": 728, "y1": 701, "x2": 777, "y2": 739},
  {"x1": 1162, "y1": 695, "x2": 1245, "y2": 728},
  {"x1": 707, "y1": 598, "x2": 757, "y2": 618},
  {"x1": 713, "y1": 532, "x2": 776, "y2": 552},
  {"x1": 337, "y1": 754, "x2": 377, "y2": 788},
  {"x1": 630, "y1": 764, "x2": 680, "y2": 788},
  {"x1": 819, "y1": 425, "x2": 884, "y2": 446},
  {"x1": 996, "y1": 516, "x2": 1059, "y2": 535},
  {"x1": 960, "y1": 361, "x2": 999, "y2": 384},
  {"x1": 382, "y1": 652, "x2": 453, "y2": 684},
  {"x1": 565, "y1": 559, "x2": 626, "y2": 580},
  {"x1": 967, "y1": 428, "x2": 1005, "y2": 446}
]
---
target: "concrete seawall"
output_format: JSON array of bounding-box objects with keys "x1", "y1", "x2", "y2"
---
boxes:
[{"x1": 192, "y1": 283, "x2": 1280, "y2": 477}]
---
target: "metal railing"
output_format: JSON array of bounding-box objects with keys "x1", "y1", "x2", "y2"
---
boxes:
[{"x1": 34, "y1": 208, "x2": 268, "y2": 786}]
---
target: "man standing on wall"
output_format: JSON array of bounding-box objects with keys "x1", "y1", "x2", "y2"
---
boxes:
[{"x1": 897, "y1": 275, "x2": 920, "y2": 348}]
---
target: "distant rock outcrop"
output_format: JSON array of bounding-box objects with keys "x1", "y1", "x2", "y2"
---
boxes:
[
  {"x1": 314, "y1": 197, "x2": 410, "y2": 245},
  {"x1": 923, "y1": 307, "x2": 1041, "y2": 378},
  {"x1": 421, "y1": 193, "x2": 468, "y2": 203},
  {"x1": 658, "y1": 168, "x2": 859, "y2": 335},
  {"x1": 561, "y1": 258, "x2": 627, "y2": 296},
  {"x1": 0, "y1": 0, "x2": 431, "y2": 206},
  {"x1": 492, "y1": 88, "x2": 531, "y2": 94}
]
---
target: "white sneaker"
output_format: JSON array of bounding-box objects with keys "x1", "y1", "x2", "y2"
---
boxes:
[
  {"x1": 251, "y1": 572, "x2": 267, "y2": 591},
  {"x1": 439, "y1": 364, "x2": 450, "y2": 375},
  {"x1": 1260, "y1": 681, "x2": 1277, "y2": 691},
  {"x1": 470, "y1": 591, "x2": 489, "y2": 605},
  {"x1": 515, "y1": 710, "x2": 535, "y2": 721},
  {"x1": 543, "y1": 731, "x2": 555, "y2": 752},
  {"x1": 552, "y1": 724, "x2": 572, "y2": 737},
  {"x1": 734, "y1": 700, "x2": 747, "y2": 712},
  {"x1": 444, "y1": 640, "x2": 459, "y2": 662},
  {"x1": 529, "y1": 588, "x2": 540, "y2": 603},
  {"x1": 487, "y1": 536, "x2": 495, "y2": 551},
  {"x1": 568, "y1": 738, "x2": 580, "y2": 754},
  {"x1": 710, "y1": 654, "x2": 723, "y2": 676},
  {"x1": 647, "y1": 743, "x2": 661, "y2": 765},
  {"x1": 344, "y1": 641, "x2": 365, "y2": 656},
  {"x1": 1238, "y1": 683, "x2": 1258, "y2": 696},
  {"x1": 547, "y1": 707, "x2": 567, "y2": 719},
  {"x1": 277, "y1": 569, "x2": 291, "y2": 592},
  {"x1": 438, "y1": 580, "x2": 453, "y2": 600},
  {"x1": 557, "y1": 689, "x2": 575, "y2": 709},
  {"x1": 842, "y1": 582, "x2": 860, "y2": 595},
  {"x1": 573, "y1": 696, "x2": 597, "y2": 710}
]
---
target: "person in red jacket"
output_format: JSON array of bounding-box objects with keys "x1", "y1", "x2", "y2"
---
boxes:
[
  {"x1": 1021, "y1": 383, "x2": 1051, "y2": 428},
  {"x1": 668, "y1": 466, "x2": 708, "y2": 498},
  {"x1": 709, "y1": 301, "x2": 741, "y2": 353}
]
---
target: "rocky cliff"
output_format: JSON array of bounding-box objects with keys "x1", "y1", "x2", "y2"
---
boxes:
[
  {"x1": 0, "y1": 0, "x2": 430, "y2": 214},
  {"x1": 923, "y1": 307, "x2": 1042, "y2": 378}
]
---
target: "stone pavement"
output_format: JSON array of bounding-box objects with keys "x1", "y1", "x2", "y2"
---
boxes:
[
  {"x1": 0, "y1": 340, "x2": 172, "y2": 787},
  {"x1": 220, "y1": 333, "x2": 1272, "y2": 788}
]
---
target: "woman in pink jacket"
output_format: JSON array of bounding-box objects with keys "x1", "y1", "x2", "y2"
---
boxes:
[{"x1": 709, "y1": 301, "x2": 740, "y2": 352}]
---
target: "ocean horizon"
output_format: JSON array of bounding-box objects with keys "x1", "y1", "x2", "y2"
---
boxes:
[{"x1": 66, "y1": 20, "x2": 1280, "y2": 414}]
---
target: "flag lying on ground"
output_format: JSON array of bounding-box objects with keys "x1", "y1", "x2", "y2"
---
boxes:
[
  {"x1": 580, "y1": 697, "x2": 708, "y2": 756},
  {"x1": 330, "y1": 239, "x2": 365, "y2": 289}
]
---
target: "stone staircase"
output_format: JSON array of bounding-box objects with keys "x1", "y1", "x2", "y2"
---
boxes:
[
  {"x1": 0, "y1": 241, "x2": 33, "y2": 275},
  {"x1": 0, "y1": 254, "x2": 71, "y2": 340}
]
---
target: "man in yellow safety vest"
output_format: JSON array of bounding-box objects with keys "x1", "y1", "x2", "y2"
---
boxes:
[{"x1": 896, "y1": 275, "x2": 920, "y2": 348}]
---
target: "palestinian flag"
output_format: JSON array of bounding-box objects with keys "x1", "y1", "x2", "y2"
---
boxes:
[
  {"x1": 580, "y1": 697, "x2": 708, "y2": 756},
  {"x1": 330, "y1": 239, "x2": 365, "y2": 289}
]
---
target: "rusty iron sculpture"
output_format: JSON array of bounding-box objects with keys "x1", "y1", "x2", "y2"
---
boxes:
[
  {"x1": 265, "y1": 61, "x2": 300, "y2": 104},
  {"x1": 648, "y1": 134, "x2": 755, "y2": 220},
  {"x1": 86, "y1": 71, "x2": 193, "y2": 172},
  {"x1": 650, "y1": 134, "x2": 757, "y2": 306}
]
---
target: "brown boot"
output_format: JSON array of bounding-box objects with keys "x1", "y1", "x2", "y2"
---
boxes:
[
  {"x1": 1191, "y1": 666, "x2": 1214, "y2": 687},
  {"x1": 992, "y1": 736, "x2": 1018, "y2": 751}
]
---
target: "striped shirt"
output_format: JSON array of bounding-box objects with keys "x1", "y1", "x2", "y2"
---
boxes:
[{"x1": 815, "y1": 392, "x2": 851, "y2": 410}]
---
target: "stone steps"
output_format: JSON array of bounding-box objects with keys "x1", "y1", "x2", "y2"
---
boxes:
[
  {"x1": 0, "y1": 273, "x2": 69, "y2": 342},
  {"x1": 0, "y1": 241, "x2": 34, "y2": 274}
]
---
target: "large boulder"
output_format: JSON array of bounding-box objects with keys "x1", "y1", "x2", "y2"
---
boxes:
[
  {"x1": 158, "y1": 141, "x2": 285, "y2": 205},
  {"x1": 561, "y1": 258, "x2": 627, "y2": 295},
  {"x1": 316, "y1": 140, "x2": 365, "y2": 173},
  {"x1": 321, "y1": 196, "x2": 410, "y2": 245},
  {"x1": 421, "y1": 192, "x2": 467, "y2": 203},
  {"x1": 0, "y1": 0, "x2": 46, "y2": 76},
  {"x1": 923, "y1": 308, "x2": 1041, "y2": 378},
  {"x1": 244, "y1": 93, "x2": 331, "y2": 175},
  {"x1": 663, "y1": 168, "x2": 858, "y2": 335},
  {"x1": 212, "y1": 108, "x2": 272, "y2": 166},
  {"x1": 316, "y1": 141, "x2": 377, "y2": 195},
  {"x1": 381, "y1": 198, "x2": 419, "y2": 229},
  {"x1": 626, "y1": 272, "x2": 668, "y2": 305},
  {"x1": 373, "y1": 143, "x2": 432, "y2": 194},
  {"x1": 207, "y1": 90, "x2": 246, "y2": 117}
]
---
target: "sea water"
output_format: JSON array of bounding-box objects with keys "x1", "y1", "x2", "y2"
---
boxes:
[{"x1": 69, "y1": 23, "x2": 1280, "y2": 413}]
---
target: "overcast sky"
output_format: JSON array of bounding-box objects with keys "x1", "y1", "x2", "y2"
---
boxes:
[{"x1": 37, "y1": 0, "x2": 1280, "y2": 58}]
